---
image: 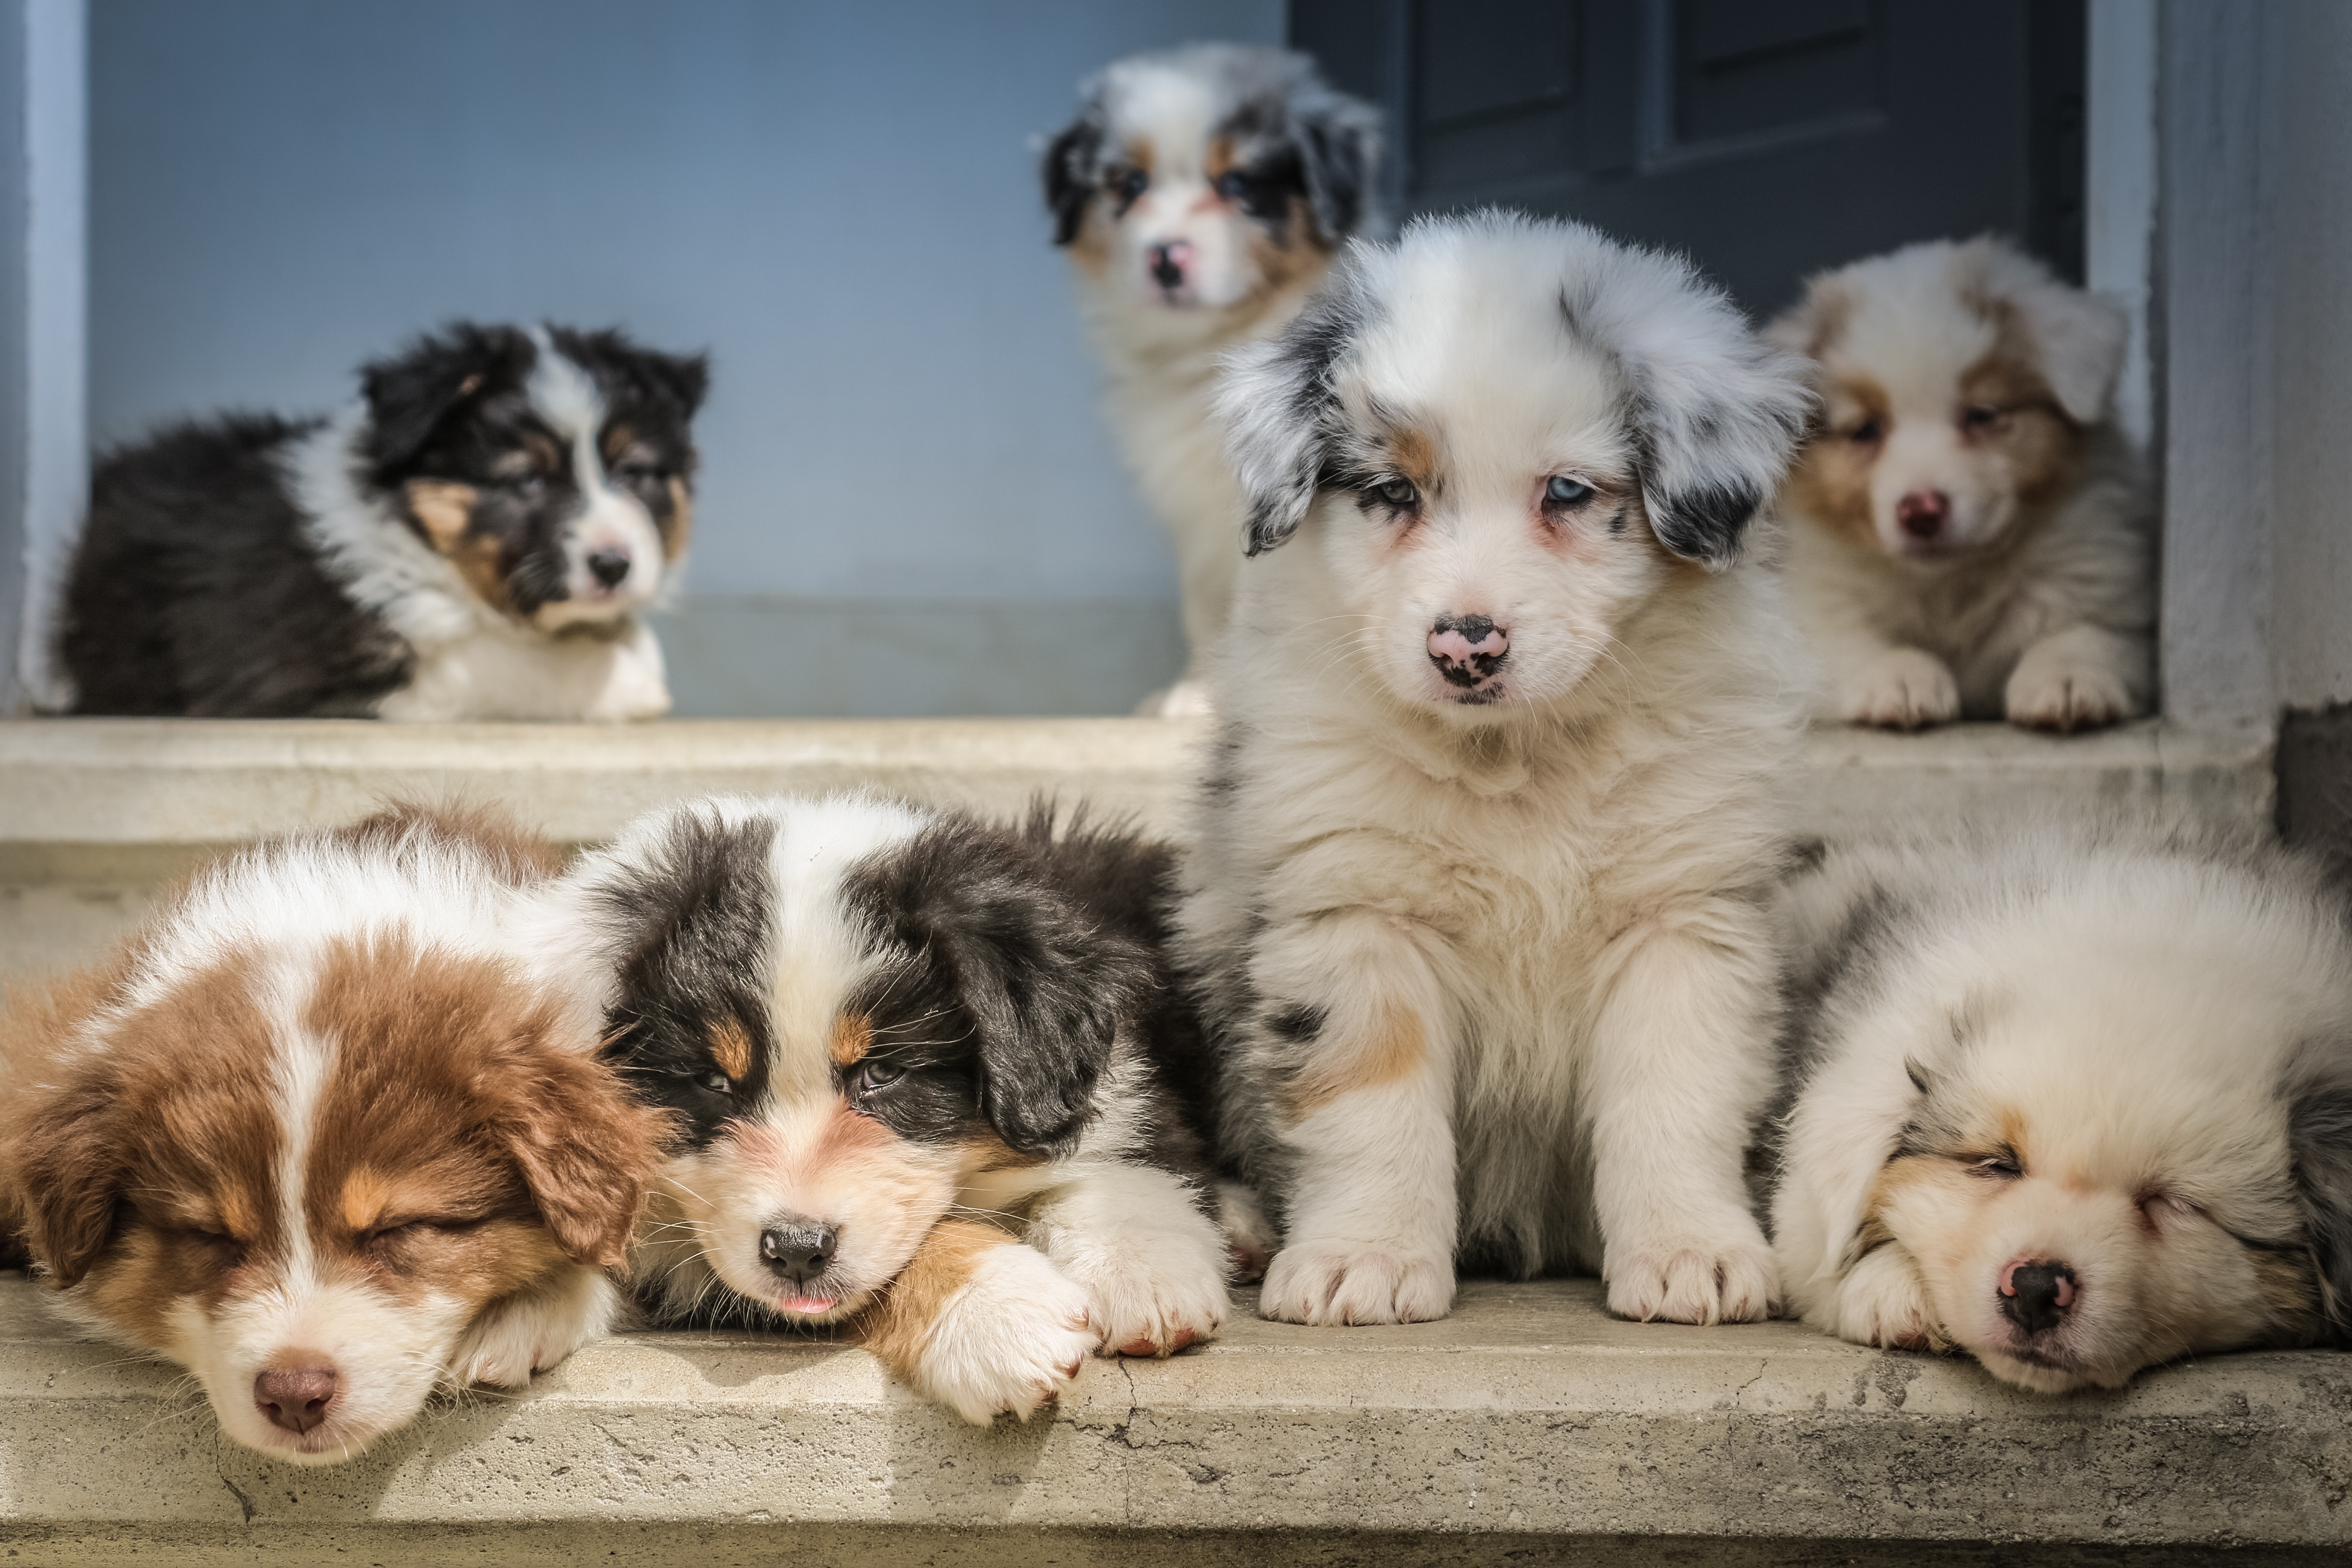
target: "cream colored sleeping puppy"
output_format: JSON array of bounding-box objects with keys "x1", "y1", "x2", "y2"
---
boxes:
[
  {"x1": 1773, "y1": 822, "x2": 2352, "y2": 1392},
  {"x1": 1181, "y1": 210, "x2": 1811, "y2": 1327},
  {"x1": 1768, "y1": 237, "x2": 2154, "y2": 732}
]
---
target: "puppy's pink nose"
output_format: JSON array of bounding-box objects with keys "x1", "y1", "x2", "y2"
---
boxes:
[
  {"x1": 1148, "y1": 241, "x2": 1191, "y2": 292},
  {"x1": 1427, "y1": 615, "x2": 1508, "y2": 687},
  {"x1": 254, "y1": 1360, "x2": 339, "y2": 1435},
  {"x1": 1896, "y1": 489, "x2": 1950, "y2": 540},
  {"x1": 1997, "y1": 1258, "x2": 2077, "y2": 1337}
]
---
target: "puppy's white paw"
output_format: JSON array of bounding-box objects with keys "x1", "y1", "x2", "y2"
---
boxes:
[
  {"x1": 2004, "y1": 655, "x2": 2133, "y2": 734},
  {"x1": 1606, "y1": 1231, "x2": 1779, "y2": 1325},
  {"x1": 913, "y1": 1244, "x2": 1097, "y2": 1425},
  {"x1": 451, "y1": 1268, "x2": 616, "y2": 1388},
  {"x1": 1028, "y1": 1170, "x2": 1231, "y2": 1357},
  {"x1": 1844, "y1": 648, "x2": 1960, "y2": 731},
  {"x1": 1828, "y1": 1245, "x2": 1939, "y2": 1351},
  {"x1": 1259, "y1": 1239, "x2": 1454, "y2": 1326},
  {"x1": 1136, "y1": 680, "x2": 1214, "y2": 720}
]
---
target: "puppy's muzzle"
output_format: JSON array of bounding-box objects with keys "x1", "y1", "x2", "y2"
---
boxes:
[
  {"x1": 254, "y1": 1357, "x2": 340, "y2": 1436},
  {"x1": 760, "y1": 1217, "x2": 841, "y2": 1287},
  {"x1": 1428, "y1": 614, "x2": 1509, "y2": 690},
  {"x1": 1997, "y1": 1257, "x2": 2078, "y2": 1337},
  {"x1": 1148, "y1": 241, "x2": 1191, "y2": 295},
  {"x1": 586, "y1": 546, "x2": 633, "y2": 590}
]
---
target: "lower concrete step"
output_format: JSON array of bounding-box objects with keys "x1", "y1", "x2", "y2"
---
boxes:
[{"x1": 0, "y1": 1277, "x2": 2339, "y2": 1565}]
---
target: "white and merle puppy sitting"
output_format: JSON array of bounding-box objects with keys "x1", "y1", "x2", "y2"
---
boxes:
[
  {"x1": 531, "y1": 795, "x2": 1230, "y2": 1424},
  {"x1": 56, "y1": 322, "x2": 705, "y2": 721},
  {"x1": 1180, "y1": 211, "x2": 1813, "y2": 1327},
  {"x1": 1772, "y1": 822, "x2": 2352, "y2": 1392},
  {"x1": 1767, "y1": 237, "x2": 2153, "y2": 732},
  {"x1": 1043, "y1": 43, "x2": 1382, "y2": 716}
]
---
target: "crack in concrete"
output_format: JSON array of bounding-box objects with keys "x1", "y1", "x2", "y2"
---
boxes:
[{"x1": 213, "y1": 1436, "x2": 255, "y2": 1525}]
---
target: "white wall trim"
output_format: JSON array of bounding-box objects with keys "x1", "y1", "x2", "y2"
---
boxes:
[{"x1": 15, "y1": 0, "x2": 80, "y2": 711}]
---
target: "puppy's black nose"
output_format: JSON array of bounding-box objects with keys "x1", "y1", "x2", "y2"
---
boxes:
[
  {"x1": 760, "y1": 1218, "x2": 840, "y2": 1285},
  {"x1": 1148, "y1": 242, "x2": 1188, "y2": 291},
  {"x1": 586, "y1": 547, "x2": 632, "y2": 589},
  {"x1": 1998, "y1": 1259, "x2": 2078, "y2": 1336},
  {"x1": 1427, "y1": 613, "x2": 1510, "y2": 686}
]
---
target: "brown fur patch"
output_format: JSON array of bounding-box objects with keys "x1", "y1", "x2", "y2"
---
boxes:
[
  {"x1": 827, "y1": 1014, "x2": 871, "y2": 1068},
  {"x1": 851, "y1": 1217, "x2": 1029, "y2": 1383},
  {"x1": 1959, "y1": 346, "x2": 2086, "y2": 512},
  {"x1": 958, "y1": 1132, "x2": 1047, "y2": 1177},
  {"x1": 709, "y1": 1018, "x2": 754, "y2": 1082},
  {"x1": 1782, "y1": 373, "x2": 1890, "y2": 549},
  {"x1": 2252, "y1": 1246, "x2": 2329, "y2": 1345},
  {"x1": 662, "y1": 475, "x2": 695, "y2": 561},
  {"x1": 600, "y1": 424, "x2": 637, "y2": 463},
  {"x1": 342, "y1": 802, "x2": 562, "y2": 885},
  {"x1": 1284, "y1": 1003, "x2": 1425, "y2": 1118},
  {"x1": 1244, "y1": 194, "x2": 1332, "y2": 297},
  {"x1": 404, "y1": 480, "x2": 511, "y2": 613}
]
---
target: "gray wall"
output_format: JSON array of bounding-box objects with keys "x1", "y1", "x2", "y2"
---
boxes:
[{"x1": 88, "y1": 0, "x2": 1281, "y2": 715}]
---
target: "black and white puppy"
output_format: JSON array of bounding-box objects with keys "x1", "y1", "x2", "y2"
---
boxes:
[
  {"x1": 1044, "y1": 43, "x2": 1382, "y2": 715},
  {"x1": 1181, "y1": 211, "x2": 1812, "y2": 1327},
  {"x1": 527, "y1": 794, "x2": 1230, "y2": 1424},
  {"x1": 57, "y1": 322, "x2": 705, "y2": 720},
  {"x1": 1774, "y1": 821, "x2": 2352, "y2": 1390}
]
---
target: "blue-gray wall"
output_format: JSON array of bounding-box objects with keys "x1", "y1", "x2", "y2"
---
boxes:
[{"x1": 89, "y1": 0, "x2": 1282, "y2": 714}]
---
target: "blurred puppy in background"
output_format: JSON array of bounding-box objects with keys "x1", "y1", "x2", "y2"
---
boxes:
[
  {"x1": 1044, "y1": 43, "x2": 1382, "y2": 716},
  {"x1": 1773, "y1": 821, "x2": 2352, "y2": 1391},
  {"x1": 0, "y1": 806, "x2": 663, "y2": 1464},
  {"x1": 57, "y1": 322, "x2": 706, "y2": 721},
  {"x1": 1768, "y1": 238, "x2": 2152, "y2": 732},
  {"x1": 532, "y1": 794, "x2": 1229, "y2": 1424}
]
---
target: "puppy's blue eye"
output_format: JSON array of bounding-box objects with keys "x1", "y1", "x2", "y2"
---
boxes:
[
  {"x1": 1544, "y1": 476, "x2": 1594, "y2": 508},
  {"x1": 1374, "y1": 478, "x2": 1417, "y2": 508}
]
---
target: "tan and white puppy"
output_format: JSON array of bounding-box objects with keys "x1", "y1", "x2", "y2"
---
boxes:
[
  {"x1": 1044, "y1": 43, "x2": 1382, "y2": 715},
  {"x1": 531, "y1": 794, "x2": 1229, "y2": 1424},
  {"x1": 1182, "y1": 211, "x2": 1812, "y2": 1328},
  {"x1": 1768, "y1": 238, "x2": 2153, "y2": 732},
  {"x1": 0, "y1": 807, "x2": 663, "y2": 1463},
  {"x1": 1773, "y1": 823, "x2": 2352, "y2": 1391}
]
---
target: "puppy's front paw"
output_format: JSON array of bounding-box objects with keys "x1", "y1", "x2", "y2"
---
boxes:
[
  {"x1": 1606, "y1": 1232, "x2": 1779, "y2": 1325},
  {"x1": 451, "y1": 1270, "x2": 615, "y2": 1388},
  {"x1": 1844, "y1": 648, "x2": 1960, "y2": 731},
  {"x1": 914, "y1": 1244, "x2": 1097, "y2": 1425},
  {"x1": 1062, "y1": 1226, "x2": 1229, "y2": 1360},
  {"x1": 2004, "y1": 655, "x2": 2133, "y2": 734},
  {"x1": 1259, "y1": 1239, "x2": 1454, "y2": 1326},
  {"x1": 1828, "y1": 1245, "x2": 1939, "y2": 1351}
]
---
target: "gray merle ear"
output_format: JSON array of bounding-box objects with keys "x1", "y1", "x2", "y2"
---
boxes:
[
  {"x1": 860, "y1": 823, "x2": 1154, "y2": 1155},
  {"x1": 2285, "y1": 1041, "x2": 2352, "y2": 1343},
  {"x1": 1286, "y1": 71, "x2": 1384, "y2": 243},
  {"x1": 360, "y1": 321, "x2": 536, "y2": 480},
  {"x1": 1042, "y1": 102, "x2": 1106, "y2": 248},
  {"x1": 1561, "y1": 241, "x2": 1813, "y2": 570},
  {"x1": 1217, "y1": 260, "x2": 1371, "y2": 555}
]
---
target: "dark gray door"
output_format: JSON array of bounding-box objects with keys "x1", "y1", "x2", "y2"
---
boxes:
[{"x1": 1292, "y1": 0, "x2": 2084, "y2": 317}]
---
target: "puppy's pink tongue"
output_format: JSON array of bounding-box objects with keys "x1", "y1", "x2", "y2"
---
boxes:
[{"x1": 778, "y1": 1294, "x2": 832, "y2": 1314}]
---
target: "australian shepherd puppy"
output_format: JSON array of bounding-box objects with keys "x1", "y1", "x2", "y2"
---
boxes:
[
  {"x1": 530, "y1": 795, "x2": 1230, "y2": 1424},
  {"x1": 1043, "y1": 43, "x2": 1382, "y2": 715},
  {"x1": 1179, "y1": 211, "x2": 1813, "y2": 1328},
  {"x1": 1767, "y1": 238, "x2": 2153, "y2": 732},
  {"x1": 0, "y1": 805, "x2": 665, "y2": 1464},
  {"x1": 56, "y1": 322, "x2": 706, "y2": 721},
  {"x1": 1772, "y1": 821, "x2": 2352, "y2": 1390}
]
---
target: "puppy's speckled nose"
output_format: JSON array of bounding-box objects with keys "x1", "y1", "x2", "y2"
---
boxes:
[
  {"x1": 1998, "y1": 1258, "x2": 2078, "y2": 1336},
  {"x1": 1427, "y1": 614, "x2": 1508, "y2": 687},
  {"x1": 761, "y1": 1217, "x2": 840, "y2": 1286}
]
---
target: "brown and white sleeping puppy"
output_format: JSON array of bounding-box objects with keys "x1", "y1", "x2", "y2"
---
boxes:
[
  {"x1": 0, "y1": 805, "x2": 665, "y2": 1463},
  {"x1": 1043, "y1": 43, "x2": 1383, "y2": 716},
  {"x1": 1773, "y1": 821, "x2": 2352, "y2": 1391},
  {"x1": 528, "y1": 793, "x2": 1231, "y2": 1424},
  {"x1": 1767, "y1": 237, "x2": 2153, "y2": 732}
]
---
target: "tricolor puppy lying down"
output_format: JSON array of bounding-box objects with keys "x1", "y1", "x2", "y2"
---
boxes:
[
  {"x1": 530, "y1": 795, "x2": 1231, "y2": 1423},
  {"x1": 1773, "y1": 821, "x2": 2352, "y2": 1390},
  {"x1": 0, "y1": 807, "x2": 665, "y2": 1463}
]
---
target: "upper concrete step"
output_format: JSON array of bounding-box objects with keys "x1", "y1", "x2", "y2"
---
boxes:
[{"x1": 0, "y1": 1277, "x2": 2340, "y2": 1566}]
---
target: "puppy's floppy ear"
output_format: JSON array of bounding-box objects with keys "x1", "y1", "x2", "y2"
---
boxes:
[
  {"x1": 1042, "y1": 101, "x2": 1106, "y2": 248},
  {"x1": 2285, "y1": 1040, "x2": 2352, "y2": 1343},
  {"x1": 1286, "y1": 70, "x2": 1384, "y2": 243},
  {"x1": 360, "y1": 321, "x2": 536, "y2": 479},
  {"x1": 1965, "y1": 237, "x2": 2127, "y2": 426},
  {"x1": 855, "y1": 823, "x2": 1154, "y2": 1155},
  {"x1": 1762, "y1": 274, "x2": 1857, "y2": 369},
  {"x1": 479, "y1": 1015, "x2": 669, "y2": 1271},
  {"x1": 1563, "y1": 236, "x2": 1813, "y2": 570},
  {"x1": 7, "y1": 1062, "x2": 125, "y2": 1289},
  {"x1": 1217, "y1": 261, "x2": 1371, "y2": 555}
]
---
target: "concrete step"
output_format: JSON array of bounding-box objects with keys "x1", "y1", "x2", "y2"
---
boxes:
[{"x1": 0, "y1": 1277, "x2": 2340, "y2": 1566}]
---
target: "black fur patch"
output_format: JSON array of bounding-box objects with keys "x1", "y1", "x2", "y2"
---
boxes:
[
  {"x1": 1267, "y1": 1003, "x2": 1326, "y2": 1044},
  {"x1": 1643, "y1": 478, "x2": 1764, "y2": 569},
  {"x1": 593, "y1": 812, "x2": 780, "y2": 1148},
  {"x1": 1041, "y1": 110, "x2": 1105, "y2": 247},
  {"x1": 1242, "y1": 282, "x2": 1365, "y2": 557}
]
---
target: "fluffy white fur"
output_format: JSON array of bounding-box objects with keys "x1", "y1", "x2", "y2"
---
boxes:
[
  {"x1": 1773, "y1": 821, "x2": 2352, "y2": 1391},
  {"x1": 1768, "y1": 237, "x2": 2154, "y2": 731},
  {"x1": 1181, "y1": 212, "x2": 1811, "y2": 1328},
  {"x1": 911, "y1": 1240, "x2": 1098, "y2": 1425}
]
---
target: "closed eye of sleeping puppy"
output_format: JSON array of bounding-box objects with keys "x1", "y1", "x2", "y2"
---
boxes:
[
  {"x1": 527, "y1": 794, "x2": 1230, "y2": 1424},
  {"x1": 1183, "y1": 210, "x2": 1812, "y2": 1329},
  {"x1": 0, "y1": 805, "x2": 665, "y2": 1464},
  {"x1": 1767, "y1": 237, "x2": 2154, "y2": 733},
  {"x1": 1772, "y1": 822, "x2": 2352, "y2": 1391}
]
